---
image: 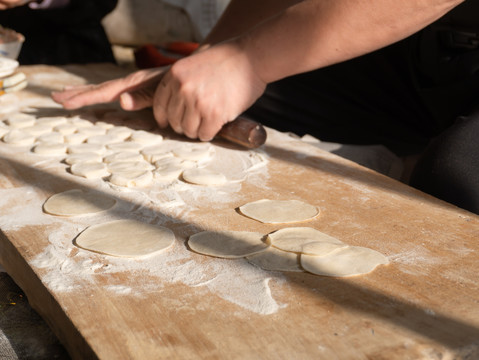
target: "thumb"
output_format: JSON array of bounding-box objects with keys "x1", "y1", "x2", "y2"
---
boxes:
[{"x1": 119, "y1": 87, "x2": 155, "y2": 111}]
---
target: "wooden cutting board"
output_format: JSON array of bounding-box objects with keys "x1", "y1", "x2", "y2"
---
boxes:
[{"x1": 0, "y1": 64, "x2": 478, "y2": 360}]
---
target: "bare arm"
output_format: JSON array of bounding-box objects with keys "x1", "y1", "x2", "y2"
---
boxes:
[
  {"x1": 53, "y1": 0, "x2": 464, "y2": 141},
  {"x1": 235, "y1": 0, "x2": 464, "y2": 83}
]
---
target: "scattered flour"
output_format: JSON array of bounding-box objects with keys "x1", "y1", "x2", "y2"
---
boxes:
[{"x1": 0, "y1": 100, "x2": 285, "y2": 315}]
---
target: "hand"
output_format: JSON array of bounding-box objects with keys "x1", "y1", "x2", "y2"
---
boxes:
[
  {"x1": 0, "y1": 0, "x2": 31, "y2": 10},
  {"x1": 52, "y1": 67, "x2": 167, "y2": 111},
  {"x1": 152, "y1": 40, "x2": 267, "y2": 141}
]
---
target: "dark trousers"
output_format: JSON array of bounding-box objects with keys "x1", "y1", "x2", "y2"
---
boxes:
[{"x1": 246, "y1": 26, "x2": 479, "y2": 214}]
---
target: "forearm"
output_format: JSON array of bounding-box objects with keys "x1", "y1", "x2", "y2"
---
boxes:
[
  {"x1": 236, "y1": 0, "x2": 464, "y2": 83},
  {"x1": 202, "y1": 0, "x2": 302, "y2": 46}
]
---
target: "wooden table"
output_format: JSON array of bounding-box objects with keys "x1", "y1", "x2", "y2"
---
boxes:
[{"x1": 0, "y1": 65, "x2": 478, "y2": 360}]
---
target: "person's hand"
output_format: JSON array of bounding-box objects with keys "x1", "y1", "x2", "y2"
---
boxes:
[
  {"x1": 0, "y1": 0, "x2": 30, "y2": 10},
  {"x1": 152, "y1": 41, "x2": 267, "y2": 141},
  {"x1": 52, "y1": 67, "x2": 167, "y2": 111}
]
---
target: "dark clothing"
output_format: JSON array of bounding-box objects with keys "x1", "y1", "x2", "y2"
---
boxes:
[
  {"x1": 0, "y1": 0, "x2": 117, "y2": 65},
  {"x1": 410, "y1": 110, "x2": 479, "y2": 214},
  {"x1": 246, "y1": 1, "x2": 479, "y2": 214}
]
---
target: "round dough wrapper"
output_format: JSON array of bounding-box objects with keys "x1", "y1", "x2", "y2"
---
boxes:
[
  {"x1": 43, "y1": 189, "x2": 116, "y2": 216},
  {"x1": 172, "y1": 143, "x2": 214, "y2": 161},
  {"x1": 107, "y1": 126, "x2": 132, "y2": 141},
  {"x1": 32, "y1": 143, "x2": 67, "y2": 156},
  {"x1": 75, "y1": 219, "x2": 175, "y2": 258},
  {"x1": 54, "y1": 123, "x2": 77, "y2": 135},
  {"x1": 109, "y1": 170, "x2": 153, "y2": 187},
  {"x1": 130, "y1": 130, "x2": 163, "y2": 145},
  {"x1": 247, "y1": 246, "x2": 303, "y2": 272},
  {"x1": 36, "y1": 117, "x2": 68, "y2": 127},
  {"x1": 141, "y1": 145, "x2": 173, "y2": 163},
  {"x1": 68, "y1": 143, "x2": 105, "y2": 154},
  {"x1": 64, "y1": 132, "x2": 87, "y2": 144},
  {"x1": 108, "y1": 160, "x2": 154, "y2": 173},
  {"x1": 301, "y1": 246, "x2": 389, "y2": 277},
  {"x1": 239, "y1": 199, "x2": 319, "y2": 224},
  {"x1": 268, "y1": 227, "x2": 345, "y2": 255},
  {"x1": 87, "y1": 134, "x2": 122, "y2": 145},
  {"x1": 38, "y1": 132, "x2": 64, "y2": 144},
  {"x1": 107, "y1": 142, "x2": 143, "y2": 152},
  {"x1": 77, "y1": 126, "x2": 106, "y2": 137},
  {"x1": 3, "y1": 129, "x2": 36, "y2": 145},
  {"x1": 182, "y1": 168, "x2": 227, "y2": 185},
  {"x1": 153, "y1": 165, "x2": 183, "y2": 182},
  {"x1": 6, "y1": 113, "x2": 36, "y2": 128},
  {"x1": 65, "y1": 152, "x2": 103, "y2": 165},
  {"x1": 70, "y1": 161, "x2": 110, "y2": 179},
  {"x1": 188, "y1": 230, "x2": 269, "y2": 259},
  {"x1": 104, "y1": 152, "x2": 143, "y2": 163},
  {"x1": 22, "y1": 124, "x2": 52, "y2": 136}
]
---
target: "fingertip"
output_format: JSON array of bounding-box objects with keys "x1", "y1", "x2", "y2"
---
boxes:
[{"x1": 119, "y1": 93, "x2": 134, "y2": 110}]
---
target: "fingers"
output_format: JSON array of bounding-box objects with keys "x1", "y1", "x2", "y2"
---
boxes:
[
  {"x1": 52, "y1": 80, "x2": 128, "y2": 109},
  {"x1": 152, "y1": 77, "x2": 171, "y2": 129},
  {"x1": 51, "y1": 68, "x2": 167, "y2": 110},
  {"x1": 119, "y1": 85, "x2": 156, "y2": 111}
]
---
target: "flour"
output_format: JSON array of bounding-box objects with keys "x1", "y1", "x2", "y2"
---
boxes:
[
  {"x1": 29, "y1": 224, "x2": 286, "y2": 315},
  {"x1": 0, "y1": 92, "x2": 286, "y2": 315}
]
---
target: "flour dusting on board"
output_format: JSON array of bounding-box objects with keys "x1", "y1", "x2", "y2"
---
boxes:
[
  {"x1": 0, "y1": 91, "x2": 291, "y2": 315},
  {"x1": 30, "y1": 226, "x2": 286, "y2": 315}
]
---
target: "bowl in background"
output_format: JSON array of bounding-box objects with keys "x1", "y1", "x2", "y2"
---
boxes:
[{"x1": 0, "y1": 26, "x2": 24, "y2": 60}]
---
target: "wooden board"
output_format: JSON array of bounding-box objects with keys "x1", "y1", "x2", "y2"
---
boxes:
[{"x1": 1, "y1": 64, "x2": 479, "y2": 360}]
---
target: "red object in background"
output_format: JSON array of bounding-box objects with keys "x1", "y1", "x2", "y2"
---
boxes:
[{"x1": 134, "y1": 42, "x2": 199, "y2": 69}]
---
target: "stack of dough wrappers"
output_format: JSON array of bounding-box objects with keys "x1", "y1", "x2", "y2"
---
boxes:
[{"x1": 0, "y1": 58, "x2": 27, "y2": 96}]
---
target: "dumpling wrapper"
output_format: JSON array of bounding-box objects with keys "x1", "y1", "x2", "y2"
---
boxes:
[
  {"x1": 268, "y1": 227, "x2": 346, "y2": 255},
  {"x1": 301, "y1": 246, "x2": 389, "y2": 277},
  {"x1": 75, "y1": 219, "x2": 175, "y2": 258},
  {"x1": 43, "y1": 189, "x2": 116, "y2": 216},
  {"x1": 188, "y1": 230, "x2": 269, "y2": 258},
  {"x1": 182, "y1": 168, "x2": 227, "y2": 185},
  {"x1": 247, "y1": 246, "x2": 303, "y2": 272},
  {"x1": 239, "y1": 199, "x2": 319, "y2": 224}
]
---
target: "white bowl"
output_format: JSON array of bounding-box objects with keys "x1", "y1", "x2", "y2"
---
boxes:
[{"x1": 0, "y1": 27, "x2": 24, "y2": 60}]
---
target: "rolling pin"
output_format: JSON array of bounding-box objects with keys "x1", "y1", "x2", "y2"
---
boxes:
[{"x1": 217, "y1": 116, "x2": 267, "y2": 149}]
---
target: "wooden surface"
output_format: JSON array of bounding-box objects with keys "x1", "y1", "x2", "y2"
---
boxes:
[{"x1": 1, "y1": 64, "x2": 479, "y2": 360}]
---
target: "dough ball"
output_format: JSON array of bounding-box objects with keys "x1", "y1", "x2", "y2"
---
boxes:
[
  {"x1": 239, "y1": 199, "x2": 319, "y2": 224},
  {"x1": 43, "y1": 189, "x2": 116, "y2": 216},
  {"x1": 247, "y1": 246, "x2": 303, "y2": 272},
  {"x1": 268, "y1": 227, "x2": 346, "y2": 254},
  {"x1": 300, "y1": 246, "x2": 389, "y2": 277},
  {"x1": 188, "y1": 230, "x2": 270, "y2": 259},
  {"x1": 75, "y1": 219, "x2": 175, "y2": 258}
]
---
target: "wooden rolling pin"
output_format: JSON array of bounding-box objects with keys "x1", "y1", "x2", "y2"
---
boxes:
[{"x1": 217, "y1": 116, "x2": 267, "y2": 149}]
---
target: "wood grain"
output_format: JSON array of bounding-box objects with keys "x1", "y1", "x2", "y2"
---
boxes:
[{"x1": 0, "y1": 65, "x2": 478, "y2": 360}]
